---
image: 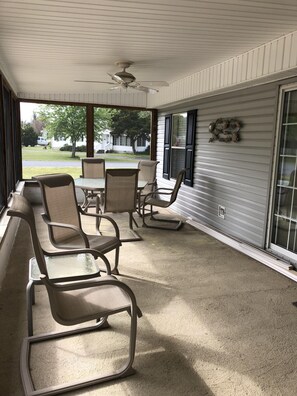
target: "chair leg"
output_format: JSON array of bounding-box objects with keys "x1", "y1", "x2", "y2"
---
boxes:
[
  {"x1": 20, "y1": 309, "x2": 139, "y2": 396},
  {"x1": 142, "y1": 204, "x2": 184, "y2": 231},
  {"x1": 111, "y1": 246, "x2": 120, "y2": 275},
  {"x1": 120, "y1": 213, "x2": 142, "y2": 242},
  {"x1": 26, "y1": 280, "x2": 34, "y2": 337},
  {"x1": 95, "y1": 195, "x2": 102, "y2": 233}
]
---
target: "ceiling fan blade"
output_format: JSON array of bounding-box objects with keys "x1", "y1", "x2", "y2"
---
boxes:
[
  {"x1": 139, "y1": 81, "x2": 169, "y2": 87},
  {"x1": 108, "y1": 73, "x2": 125, "y2": 84},
  {"x1": 74, "y1": 80, "x2": 116, "y2": 85},
  {"x1": 130, "y1": 85, "x2": 159, "y2": 94}
]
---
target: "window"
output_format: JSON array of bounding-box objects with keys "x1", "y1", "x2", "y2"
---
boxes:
[
  {"x1": 137, "y1": 137, "x2": 146, "y2": 146},
  {"x1": 113, "y1": 135, "x2": 131, "y2": 146},
  {"x1": 171, "y1": 113, "x2": 187, "y2": 178},
  {"x1": 163, "y1": 109, "x2": 197, "y2": 186}
]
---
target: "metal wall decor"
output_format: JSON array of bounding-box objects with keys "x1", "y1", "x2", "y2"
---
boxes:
[{"x1": 209, "y1": 118, "x2": 241, "y2": 143}]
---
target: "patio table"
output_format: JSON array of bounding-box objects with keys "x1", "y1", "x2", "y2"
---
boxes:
[{"x1": 74, "y1": 177, "x2": 147, "y2": 210}]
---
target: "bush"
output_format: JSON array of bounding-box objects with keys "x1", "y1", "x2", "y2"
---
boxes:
[
  {"x1": 60, "y1": 144, "x2": 86, "y2": 152},
  {"x1": 59, "y1": 144, "x2": 72, "y2": 151},
  {"x1": 76, "y1": 145, "x2": 86, "y2": 152}
]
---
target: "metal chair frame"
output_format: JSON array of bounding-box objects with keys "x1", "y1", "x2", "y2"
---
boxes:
[
  {"x1": 8, "y1": 193, "x2": 142, "y2": 396},
  {"x1": 142, "y1": 169, "x2": 186, "y2": 231}
]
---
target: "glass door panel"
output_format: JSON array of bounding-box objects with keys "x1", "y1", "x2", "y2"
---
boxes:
[{"x1": 270, "y1": 89, "x2": 297, "y2": 259}]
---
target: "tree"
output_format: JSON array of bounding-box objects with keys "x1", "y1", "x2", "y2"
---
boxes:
[
  {"x1": 36, "y1": 105, "x2": 110, "y2": 158},
  {"x1": 94, "y1": 107, "x2": 112, "y2": 137},
  {"x1": 37, "y1": 105, "x2": 86, "y2": 158},
  {"x1": 110, "y1": 110, "x2": 151, "y2": 154},
  {"x1": 21, "y1": 122, "x2": 38, "y2": 147}
]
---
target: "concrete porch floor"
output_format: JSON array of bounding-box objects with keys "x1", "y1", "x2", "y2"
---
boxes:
[{"x1": 1, "y1": 202, "x2": 297, "y2": 396}]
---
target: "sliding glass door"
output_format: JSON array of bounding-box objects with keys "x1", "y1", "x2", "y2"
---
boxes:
[{"x1": 270, "y1": 86, "x2": 297, "y2": 262}]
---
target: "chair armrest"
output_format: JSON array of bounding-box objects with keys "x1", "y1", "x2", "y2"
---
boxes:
[
  {"x1": 42, "y1": 248, "x2": 112, "y2": 275},
  {"x1": 78, "y1": 206, "x2": 120, "y2": 239},
  {"x1": 41, "y1": 213, "x2": 89, "y2": 247},
  {"x1": 40, "y1": 274, "x2": 142, "y2": 317},
  {"x1": 143, "y1": 189, "x2": 173, "y2": 204},
  {"x1": 153, "y1": 188, "x2": 173, "y2": 193}
]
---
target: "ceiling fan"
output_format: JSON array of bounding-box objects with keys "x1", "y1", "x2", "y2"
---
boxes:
[{"x1": 75, "y1": 61, "x2": 169, "y2": 94}]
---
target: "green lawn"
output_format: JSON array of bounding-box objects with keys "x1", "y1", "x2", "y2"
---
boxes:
[
  {"x1": 22, "y1": 147, "x2": 85, "y2": 161},
  {"x1": 22, "y1": 147, "x2": 148, "y2": 162},
  {"x1": 23, "y1": 167, "x2": 82, "y2": 180},
  {"x1": 21, "y1": 146, "x2": 149, "y2": 179}
]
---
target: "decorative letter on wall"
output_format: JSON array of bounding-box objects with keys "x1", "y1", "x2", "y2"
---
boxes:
[{"x1": 209, "y1": 118, "x2": 241, "y2": 143}]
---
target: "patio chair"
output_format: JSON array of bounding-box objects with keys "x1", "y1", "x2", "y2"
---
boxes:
[
  {"x1": 81, "y1": 157, "x2": 105, "y2": 210},
  {"x1": 97, "y1": 168, "x2": 142, "y2": 242},
  {"x1": 82, "y1": 157, "x2": 105, "y2": 179},
  {"x1": 8, "y1": 193, "x2": 142, "y2": 396},
  {"x1": 33, "y1": 173, "x2": 122, "y2": 274},
  {"x1": 8, "y1": 193, "x2": 112, "y2": 336},
  {"x1": 142, "y1": 168, "x2": 186, "y2": 230},
  {"x1": 137, "y1": 160, "x2": 159, "y2": 215}
]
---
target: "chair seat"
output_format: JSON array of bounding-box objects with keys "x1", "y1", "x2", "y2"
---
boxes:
[
  {"x1": 145, "y1": 197, "x2": 171, "y2": 208},
  {"x1": 30, "y1": 253, "x2": 99, "y2": 282},
  {"x1": 53, "y1": 276, "x2": 132, "y2": 325},
  {"x1": 52, "y1": 234, "x2": 121, "y2": 255},
  {"x1": 87, "y1": 233, "x2": 121, "y2": 253}
]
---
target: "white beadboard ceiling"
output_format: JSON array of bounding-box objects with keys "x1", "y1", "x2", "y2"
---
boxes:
[{"x1": 1, "y1": 0, "x2": 297, "y2": 106}]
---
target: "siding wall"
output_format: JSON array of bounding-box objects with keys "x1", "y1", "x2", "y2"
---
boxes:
[{"x1": 156, "y1": 80, "x2": 290, "y2": 248}]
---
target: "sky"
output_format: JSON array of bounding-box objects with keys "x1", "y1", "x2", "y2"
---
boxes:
[{"x1": 20, "y1": 102, "x2": 41, "y2": 122}]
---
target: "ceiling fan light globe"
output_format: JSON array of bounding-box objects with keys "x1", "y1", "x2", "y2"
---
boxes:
[{"x1": 114, "y1": 71, "x2": 136, "y2": 83}]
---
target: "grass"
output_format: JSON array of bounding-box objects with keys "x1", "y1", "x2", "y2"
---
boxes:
[
  {"x1": 22, "y1": 147, "x2": 149, "y2": 162},
  {"x1": 22, "y1": 147, "x2": 84, "y2": 161},
  {"x1": 23, "y1": 167, "x2": 81, "y2": 180},
  {"x1": 21, "y1": 146, "x2": 150, "y2": 179}
]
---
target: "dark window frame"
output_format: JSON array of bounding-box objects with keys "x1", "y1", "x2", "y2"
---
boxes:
[
  {"x1": 163, "y1": 109, "x2": 197, "y2": 186},
  {"x1": 0, "y1": 74, "x2": 20, "y2": 214}
]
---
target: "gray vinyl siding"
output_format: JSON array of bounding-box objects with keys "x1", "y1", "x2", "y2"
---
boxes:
[{"x1": 156, "y1": 81, "x2": 283, "y2": 248}]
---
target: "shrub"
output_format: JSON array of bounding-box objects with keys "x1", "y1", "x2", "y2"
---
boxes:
[
  {"x1": 60, "y1": 144, "x2": 86, "y2": 152},
  {"x1": 59, "y1": 144, "x2": 72, "y2": 151}
]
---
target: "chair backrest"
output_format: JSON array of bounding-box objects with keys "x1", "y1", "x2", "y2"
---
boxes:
[
  {"x1": 104, "y1": 168, "x2": 139, "y2": 213},
  {"x1": 33, "y1": 173, "x2": 82, "y2": 245},
  {"x1": 169, "y1": 168, "x2": 186, "y2": 204},
  {"x1": 138, "y1": 160, "x2": 159, "y2": 195},
  {"x1": 7, "y1": 194, "x2": 48, "y2": 276},
  {"x1": 82, "y1": 157, "x2": 105, "y2": 179}
]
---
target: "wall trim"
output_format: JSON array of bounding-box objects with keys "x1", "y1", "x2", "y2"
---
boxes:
[{"x1": 187, "y1": 218, "x2": 297, "y2": 283}]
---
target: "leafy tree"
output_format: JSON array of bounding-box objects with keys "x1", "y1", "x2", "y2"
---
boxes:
[
  {"x1": 21, "y1": 122, "x2": 37, "y2": 147},
  {"x1": 37, "y1": 105, "x2": 86, "y2": 158},
  {"x1": 110, "y1": 110, "x2": 151, "y2": 154},
  {"x1": 37, "y1": 105, "x2": 110, "y2": 158},
  {"x1": 94, "y1": 107, "x2": 112, "y2": 137}
]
